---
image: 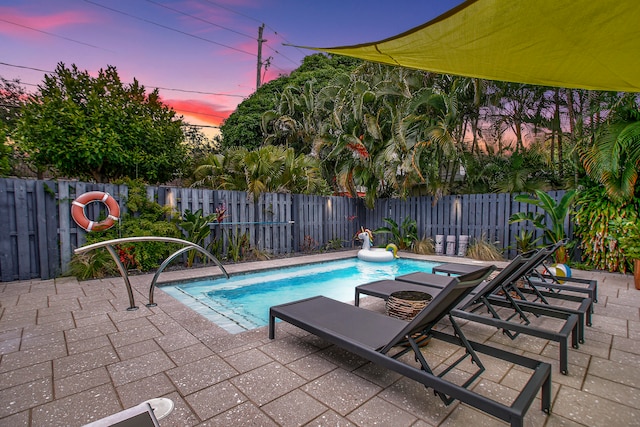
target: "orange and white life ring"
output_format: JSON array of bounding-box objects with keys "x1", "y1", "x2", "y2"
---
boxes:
[{"x1": 71, "y1": 191, "x2": 120, "y2": 232}]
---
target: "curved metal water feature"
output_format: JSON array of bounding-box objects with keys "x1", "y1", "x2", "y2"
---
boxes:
[{"x1": 74, "y1": 236, "x2": 229, "y2": 310}]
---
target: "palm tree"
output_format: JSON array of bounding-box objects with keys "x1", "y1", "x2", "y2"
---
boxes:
[{"x1": 581, "y1": 97, "x2": 640, "y2": 202}]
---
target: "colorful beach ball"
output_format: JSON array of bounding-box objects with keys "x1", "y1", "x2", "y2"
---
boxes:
[{"x1": 546, "y1": 263, "x2": 571, "y2": 283}]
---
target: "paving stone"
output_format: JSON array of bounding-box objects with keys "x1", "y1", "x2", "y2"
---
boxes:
[
  {"x1": 553, "y1": 384, "x2": 640, "y2": 426},
  {"x1": 185, "y1": 380, "x2": 247, "y2": 421},
  {"x1": 262, "y1": 389, "x2": 328, "y2": 426},
  {"x1": 0, "y1": 410, "x2": 29, "y2": 427},
  {"x1": 610, "y1": 348, "x2": 640, "y2": 364},
  {"x1": 67, "y1": 334, "x2": 112, "y2": 355},
  {"x1": 53, "y1": 346, "x2": 119, "y2": 379},
  {"x1": 115, "y1": 373, "x2": 176, "y2": 407},
  {"x1": 260, "y1": 334, "x2": 321, "y2": 364},
  {"x1": 31, "y1": 383, "x2": 121, "y2": 427},
  {"x1": 0, "y1": 337, "x2": 20, "y2": 355},
  {"x1": 583, "y1": 373, "x2": 640, "y2": 408},
  {"x1": 231, "y1": 362, "x2": 306, "y2": 406},
  {"x1": 352, "y1": 361, "x2": 402, "y2": 388},
  {"x1": 155, "y1": 330, "x2": 200, "y2": 352},
  {"x1": 588, "y1": 357, "x2": 640, "y2": 388},
  {"x1": 378, "y1": 376, "x2": 456, "y2": 424},
  {"x1": 113, "y1": 315, "x2": 154, "y2": 332},
  {"x1": 22, "y1": 318, "x2": 74, "y2": 339},
  {"x1": 302, "y1": 368, "x2": 381, "y2": 416},
  {"x1": 200, "y1": 401, "x2": 278, "y2": 427},
  {"x1": 0, "y1": 342, "x2": 67, "y2": 373},
  {"x1": 108, "y1": 324, "x2": 163, "y2": 348},
  {"x1": 54, "y1": 366, "x2": 111, "y2": 399},
  {"x1": 114, "y1": 338, "x2": 162, "y2": 361},
  {"x1": 224, "y1": 347, "x2": 273, "y2": 373},
  {"x1": 64, "y1": 321, "x2": 117, "y2": 343},
  {"x1": 168, "y1": 342, "x2": 215, "y2": 366},
  {"x1": 590, "y1": 314, "x2": 628, "y2": 336},
  {"x1": 317, "y1": 346, "x2": 369, "y2": 372},
  {"x1": 285, "y1": 353, "x2": 337, "y2": 381},
  {"x1": 0, "y1": 361, "x2": 51, "y2": 391},
  {"x1": 153, "y1": 391, "x2": 200, "y2": 427},
  {"x1": 37, "y1": 311, "x2": 74, "y2": 326},
  {"x1": 0, "y1": 377, "x2": 52, "y2": 418},
  {"x1": 20, "y1": 330, "x2": 65, "y2": 351},
  {"x1": 107, "y1": 350, "x2": 175, "y2": 386},
  {"x1": 612, "y1": 335, "x2": 640, "y2": 355},
  {"x1": 167, "y1": 355, "x2": 237, "y2": 395},
  {"x1": 306, "y1": 410, "x2": 356, "y2": 426},
  {"x1": 347, "y1": 395, "x2": 416, "y2": 427}
]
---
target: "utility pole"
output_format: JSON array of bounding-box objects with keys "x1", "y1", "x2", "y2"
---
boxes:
[{"x1": 256, "y1": 24, "x2": 266, "y2": 90}]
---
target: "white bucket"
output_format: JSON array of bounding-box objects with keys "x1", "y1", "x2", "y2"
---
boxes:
[
  {"x1": 435, "y1": 235, "x2": 444, "y2": 255},
  {"x1": 446, "y1": 235, "x2": 456, "y2": 256}
]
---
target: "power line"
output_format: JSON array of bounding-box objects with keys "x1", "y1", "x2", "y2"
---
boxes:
[
  {"x1": 196, "y1": 0, "x2": 300, "y2": 67},
  {"x1": 83, "y1": 0, "x2": 255, "y2": 56},
  {"x1": 144, "y1": 0, "x2": 254, "y2": 40},
  {"x1": 0, "y1": 18, "x2": 112, "y2": 52},
  {"x1": 0, "y1": 61, "x2": 247, "y2": 97},
  {"x1": 175, "y1": 108, "x2": 228, "y2": 120}
]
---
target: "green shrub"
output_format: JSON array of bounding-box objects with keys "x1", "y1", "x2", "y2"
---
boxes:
[{"x1": 67, "y1": 249, "x2": 119, "y2": 280}]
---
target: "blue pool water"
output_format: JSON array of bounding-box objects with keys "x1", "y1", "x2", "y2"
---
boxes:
[{"x1": 161, "y1": 257, "x2": 440, "y2": 333}]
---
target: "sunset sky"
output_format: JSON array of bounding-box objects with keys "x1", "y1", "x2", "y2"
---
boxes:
[{"x1": 1, "y1": 0, "x2": 463, "y2": 137}]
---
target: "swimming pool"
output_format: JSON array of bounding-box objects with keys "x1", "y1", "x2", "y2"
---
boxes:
[{"x1": 160, "y1": 257, "x2": 440, "y2": 333}]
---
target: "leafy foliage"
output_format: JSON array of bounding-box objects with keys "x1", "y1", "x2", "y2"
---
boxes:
[
  {"x1": 580, "y1": 97, "x2": 640, "y2": 202},
  {"x1": 509, "y1": 190, "x2": 576, "y2": 262},
  {"x1": 191, "y1": 145, "x2": 330, "y2": 200},
  {"x1": 13, "y1": 63, "x2": 187, "y2": 182},
  {"x1": 220, "y1": 54, "x2": 361, "y2": 150},
  {"x1": 374, "y1": 216, "x2": 418, "y2": 250},
  {"x1": 574, "y1": 185, "x2": 639, "y2": 273},
  {"x1": 66, "y1": 249, "x2": 119, "y2": 280},
  {"x1": 177, "y1": 209, "x2": 217, "y2": 267}
]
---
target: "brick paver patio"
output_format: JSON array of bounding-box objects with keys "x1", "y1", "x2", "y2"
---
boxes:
[{"x1": 1, "y1": 251, "x2": 639, "y2": 426}]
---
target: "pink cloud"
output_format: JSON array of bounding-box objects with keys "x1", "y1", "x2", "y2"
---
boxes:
[
  {"x1": 0, "y1": 7, "x2": 95, "y2": 38},
  {"x1": 166, "y1": 99, "x2": 234, "y2": 126}
]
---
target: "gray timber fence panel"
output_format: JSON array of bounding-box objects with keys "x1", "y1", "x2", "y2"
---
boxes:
[{"x1": 0, "y1": 177, "x2": 570, "y2": 282}]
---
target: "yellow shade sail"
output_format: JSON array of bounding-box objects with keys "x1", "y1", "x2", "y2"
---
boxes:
[{"x1": 299, "y1": 0, "x2": 640, "y2": 92}]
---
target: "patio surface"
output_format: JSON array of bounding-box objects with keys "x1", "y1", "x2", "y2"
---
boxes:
[{"x1": 1, "y1": 251, "x2": 639, "y2": 426}]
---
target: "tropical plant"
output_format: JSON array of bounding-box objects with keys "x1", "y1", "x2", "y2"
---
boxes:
[
  {"x1": 374, "y1": 216, "x2": 418, "y2": 250},
  {"x1": 609, "y1": 218, "x2": 640, "y2": 261},
  {"x1": 325, "y1": 237, "x2": 345, "y2": 251},
  {"x1": 67, "y1": 249, "x2": 119, "y2": 280},
  {"x1": 177, "y1": 209, "x2": 217, "y2": 267},
  {"x1": 509, "y1": 189, "x2": 577, "y2": 263},
  {"x1": 512, "y1": 229, "x2": 543, "y2": 254},
  {"x1": 573, "y1": 185, "x2": 639, "y2": 273},
  {"x1": 225, "y1": 228, "x2": 250, "y2": 262},
  {"x1": 580, "y1": 96, "x2": 640, "y2": 202}
]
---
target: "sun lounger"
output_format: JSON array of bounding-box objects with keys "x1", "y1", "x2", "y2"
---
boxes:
[
  {"x1": 269, "y1": 265, "x2": 552, "y2": 427},
  {"x1": 360, "y1": 251, "x2": 581, "y2": 374}
]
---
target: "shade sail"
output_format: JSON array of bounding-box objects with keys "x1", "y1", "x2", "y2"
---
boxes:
[{"x1": 298, "y1": 0, "x2": 640, "y2": 92}]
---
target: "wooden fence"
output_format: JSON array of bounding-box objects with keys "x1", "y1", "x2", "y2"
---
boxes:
[{"x1": 0, "y1": 178, "x2": 568, "y2": 282}]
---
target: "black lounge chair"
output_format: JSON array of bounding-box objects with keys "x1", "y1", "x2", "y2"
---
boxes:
[
  {"x1": 270, "y1": 265, "x2": 552, "y2": 427},
  {"x1": 359, "y1": 251, "x2": 582, "y2": 374},
  {"x1": 430, "y1": 243, "x2": 596, "y2": 333},
  {"x1": 514, "y1": 240, "x2": 598, "y2": 307}
]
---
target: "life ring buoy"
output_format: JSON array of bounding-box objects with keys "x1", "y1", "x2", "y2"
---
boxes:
[{"x1": 71, "y1": 191, "x2": 120, "y2": 232}]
